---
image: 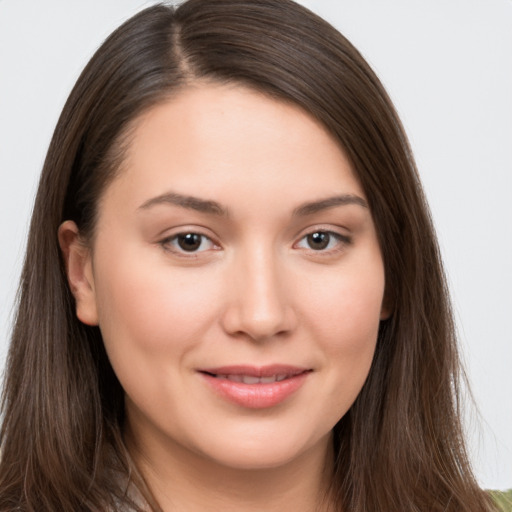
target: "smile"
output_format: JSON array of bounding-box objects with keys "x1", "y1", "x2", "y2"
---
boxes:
[
  {"x1": 198, "y1": 365, "x2": 311, "y2": 408},
  {"x1": 211, "y1": 374, "x2": 289, "y2": 384}
]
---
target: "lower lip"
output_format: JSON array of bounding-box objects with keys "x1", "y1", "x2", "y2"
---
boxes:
[{"x1": 200, "y1": 372, "x2": 309, "y2": 409}]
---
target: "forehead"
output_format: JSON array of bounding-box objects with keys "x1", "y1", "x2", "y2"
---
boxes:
[{"x1": 100, "y1": 83, "x2": 365, "y2": 215}]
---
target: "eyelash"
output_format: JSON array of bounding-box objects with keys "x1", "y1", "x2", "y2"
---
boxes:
[
  {"x1": 159, "y1": 229, "x2": 351, "y2": 257},
  {"x1": 160, "y1": 232, "x2": 219, "y2": 256},
  {"x1": 294, "y1": 230, "x2": 352, "y2": 255}
]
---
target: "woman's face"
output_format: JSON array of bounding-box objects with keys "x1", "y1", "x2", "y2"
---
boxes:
[{"x1": 67, "y1": 84, "x2": 387, "y2": 471}]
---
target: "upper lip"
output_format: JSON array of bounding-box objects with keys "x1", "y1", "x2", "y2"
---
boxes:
[{"x1": 198, "y1": 365, "x2": 310, "y2": 378}]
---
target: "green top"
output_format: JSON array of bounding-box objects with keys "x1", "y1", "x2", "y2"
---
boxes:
[{"x1": 490, "y1": 490, "x2": 512, "y2": 511}]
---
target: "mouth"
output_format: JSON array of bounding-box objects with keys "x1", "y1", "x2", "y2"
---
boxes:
[
  {"x1": 197, "y1": 365, "x2": 312, "y2": 408},
  {"x1": 199, "y1": 364, "x2": 310, "y2": 382},
  {"x1": 204, "y1": 373, "x2": 290, "y2": 384}
]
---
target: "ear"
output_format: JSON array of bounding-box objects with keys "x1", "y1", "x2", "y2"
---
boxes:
[
  {"x1": 379, "y1": 289, "x2": 394, "y2": 321},
  {"x1": 380, "y1": 305, "x2": 392, "y2": 321},
  {"x1": 58, "y1": 220, "x2": 99, "y2": 326}
]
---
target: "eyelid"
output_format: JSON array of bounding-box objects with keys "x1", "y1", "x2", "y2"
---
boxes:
[
  {"x1": 156, "y1": 224, "x2": 351, "y2": 257},
  {"x1": 292, "y1": 226, "x2": 352, "y2": 254},
  {"x1": 158, "y1": 228, "x2": 221, "y2": 256}
]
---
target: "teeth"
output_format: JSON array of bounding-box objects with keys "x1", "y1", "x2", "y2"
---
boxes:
[
  {"x1": 242, "y1": 375, "x2": 261, "y2": 384},
  {"x1": 226, "y1": 375, "x2": 243, "y2": 383},
  {"x1": 216, "y1": 374, "x2": 290, "y2": 384}
]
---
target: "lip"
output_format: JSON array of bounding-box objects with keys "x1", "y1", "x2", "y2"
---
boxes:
[{"x1": 197, "y1": 365, "x2": 311, "y2": 409}]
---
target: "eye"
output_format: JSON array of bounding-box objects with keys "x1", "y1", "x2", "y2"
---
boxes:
[
  {"x1": 295, "y1": 230, "x2": 350, "y2": 252},
  {"x1": 162, "y1": 232, "x2": 217, "y2": 253}
]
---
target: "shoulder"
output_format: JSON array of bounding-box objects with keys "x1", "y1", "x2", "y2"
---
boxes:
[{"x1": 489, "y1": 490, "x2": 512, "y2": 511}]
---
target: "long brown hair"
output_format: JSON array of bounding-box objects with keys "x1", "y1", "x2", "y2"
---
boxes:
[{"x1": 0, "y1": 1, "x2": 495, "y2": 510}]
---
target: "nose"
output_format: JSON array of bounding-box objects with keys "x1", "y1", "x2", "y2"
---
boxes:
[{"x1": 220, "y1": 246, "x2": 297, "y2": 342}]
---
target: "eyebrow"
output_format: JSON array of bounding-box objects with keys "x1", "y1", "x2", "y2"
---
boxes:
[
  {"x1": 292, "y1": 194, "x2": 368, "y2": 216},
  {"x1": 138, "y1": 192, "x2": 228, "y2": 216},
  {"x1": 138, "y1": 191, "x2": 367, "y2": 217}
]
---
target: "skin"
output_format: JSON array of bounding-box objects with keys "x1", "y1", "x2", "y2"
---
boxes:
[{"x1": 60, "y1": 83, "x2": 388, "y2": 511}]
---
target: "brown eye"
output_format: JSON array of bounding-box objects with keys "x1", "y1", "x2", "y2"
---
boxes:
[
  {"x1": 295, "y1": 230, "x2": 351, "y2": 253},
  {"x1": 177, "y1": 233, "x2": 203, "y2": 251},
  {"x1": 306, "y1": 232, "x2": 330, "y2": 250},
  {"x1": 161, "y1": 232, "x2": 216, "y2": 254}
]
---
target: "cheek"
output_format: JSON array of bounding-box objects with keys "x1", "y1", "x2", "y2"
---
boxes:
[
  {"x1": 298, "y1": 255, "x2": 384, "y2": 414},
  {"x1": 303, "y1": 258, "x2": 385, "y2": 348},
  {"x1": 91, "y1": 247, "x2": 223, "y2": 362},
  {"x1": 91, "y1": 251, "x2": 228, "y2": 425}
]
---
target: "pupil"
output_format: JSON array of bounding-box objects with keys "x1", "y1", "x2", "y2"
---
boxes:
[
  {"x1": 178, "y1": 233, "x2": 201, "y2": 251},
  {"x1": 308, "y1": 232, "x2": 329, "y2": 250}
]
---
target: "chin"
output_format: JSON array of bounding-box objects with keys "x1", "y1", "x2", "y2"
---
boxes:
[{"x1": 195, "y1": 429, "x2": 332, "y2": 472}]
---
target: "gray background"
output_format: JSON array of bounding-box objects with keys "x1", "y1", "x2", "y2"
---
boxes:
[{"x1": 1, "y1": 0, "x2": 511, "y2": 489}]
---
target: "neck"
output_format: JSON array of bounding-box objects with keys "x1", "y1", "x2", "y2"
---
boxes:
[{"x1": 125, "y1": 426, "x2": 335, "y2": 512}]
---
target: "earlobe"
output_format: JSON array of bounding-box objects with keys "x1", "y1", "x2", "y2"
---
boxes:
[
  {"x1": 58, "y1": 220, "x2": 99, "y2": 326},
  {"x1": 379, "y1": 290, "x2": 394, "y2": 321},
  {"x1": 380, "y1": 306, "x2": 392, "y2": 321}
]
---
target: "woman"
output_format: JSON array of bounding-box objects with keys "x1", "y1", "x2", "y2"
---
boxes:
[{"x1": 0, "y1": 0, "x2": 499, "y2": 510}]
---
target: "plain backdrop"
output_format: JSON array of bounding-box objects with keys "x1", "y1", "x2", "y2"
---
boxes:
[{"x1": 0, "y1": 0, "x2": 511, "y2": 490}]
